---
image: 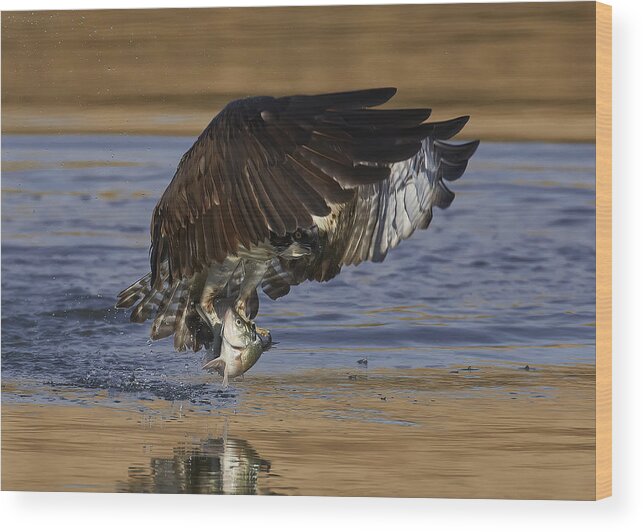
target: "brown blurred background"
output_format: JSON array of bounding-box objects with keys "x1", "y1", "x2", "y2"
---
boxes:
[{"x1": 1, "y1": 3, "x2": 596, "y2": 141}]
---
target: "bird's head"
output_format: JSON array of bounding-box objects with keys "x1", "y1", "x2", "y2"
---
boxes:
[{"x1": 282, "y1": 226, "x2": 320, "y2": 258}]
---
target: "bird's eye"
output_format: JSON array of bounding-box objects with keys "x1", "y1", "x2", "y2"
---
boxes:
[{"x1": 294, "y1": 230, "x2": 302, "y2": 240}]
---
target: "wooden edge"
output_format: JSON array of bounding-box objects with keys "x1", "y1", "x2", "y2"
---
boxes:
[{"x1": 595, "y1": 1, "x2": 612, "y2": 500}]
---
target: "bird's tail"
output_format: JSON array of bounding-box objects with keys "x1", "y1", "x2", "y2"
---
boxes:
[
  {"x1": 116, "y1": 263, "x2": 211, "y2": 352},
  {"x1": 116, "y1": 272, "x2": 159, "y2": 321},
  {"x1": 117, "y1": 258, "x2": 171, "y2": 322},
  {"x1": 116, "y1": 272, "x2": 151, "y2": 309}
]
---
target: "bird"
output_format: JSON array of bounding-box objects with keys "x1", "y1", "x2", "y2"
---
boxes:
[{"x1": 116, "y1": 87, "x2": 478, "y2": 360}]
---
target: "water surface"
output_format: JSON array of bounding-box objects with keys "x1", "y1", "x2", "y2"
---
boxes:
[{"x1": 1, "y1": 136, "x2": 596, "y2": 402}]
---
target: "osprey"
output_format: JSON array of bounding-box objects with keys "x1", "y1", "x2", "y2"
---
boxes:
[{"x1": 117, "y1": 88, "x2": 478, "y2": 362}]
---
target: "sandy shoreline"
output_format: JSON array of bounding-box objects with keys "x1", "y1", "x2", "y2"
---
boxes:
[{"x1": 2, "y1": 363, "x2": 596, "y2": 498}]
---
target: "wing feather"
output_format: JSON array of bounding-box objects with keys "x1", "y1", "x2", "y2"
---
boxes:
[{"x1": 339, "y1": 127, "x2": 479, "y2": 266}]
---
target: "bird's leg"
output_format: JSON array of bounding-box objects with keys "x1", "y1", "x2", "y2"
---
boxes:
[
  {"x1": 222, "y1": 365, "x2": 230, "y2": 389},
  {"x1": 199, "y1": 258, "x2": 240, "y2": 330},
  {"x1": 255, "y1": 326, "x2": 271, "y2": 338},
  {"x1": 235, "y1": 260, "x2": 269, "y2": 321}
]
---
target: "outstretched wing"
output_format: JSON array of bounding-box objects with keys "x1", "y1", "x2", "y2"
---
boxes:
[
  {"x1": 260, "y1": 117, "x2": 479, "y2": 299},
  {"x1": 340, "y1": 119, "x2": 479, "y2": 267},
  {"x1": 150, "y1": 87, "x2": 435, "y2": 287}
]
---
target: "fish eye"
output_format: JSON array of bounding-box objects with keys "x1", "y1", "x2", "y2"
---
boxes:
[{"x1": 235, "y1": 318, "x2": 242, "y2": 326}]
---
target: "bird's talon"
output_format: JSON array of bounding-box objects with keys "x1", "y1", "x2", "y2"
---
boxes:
[{"x1": 255, "y1": 326, "x2": 271, "y2": 337}]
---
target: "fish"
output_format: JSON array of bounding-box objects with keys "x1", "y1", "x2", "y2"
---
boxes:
[{"x1": 202, "y1": 307, "x2": 271, "y2": 387}]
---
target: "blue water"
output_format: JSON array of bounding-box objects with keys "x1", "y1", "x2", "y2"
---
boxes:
[{"x1": 1, "y1": 135, "x2": 596, "y2": 401}]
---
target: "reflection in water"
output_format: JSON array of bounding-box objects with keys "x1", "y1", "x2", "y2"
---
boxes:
[{"x1": 120, "y1": 431, "x2": 272, "y2": 494}]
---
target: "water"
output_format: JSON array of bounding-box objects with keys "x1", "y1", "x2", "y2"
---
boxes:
[{"x1": 1, "y1": 135, "x2": 596, "y2": 403}]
